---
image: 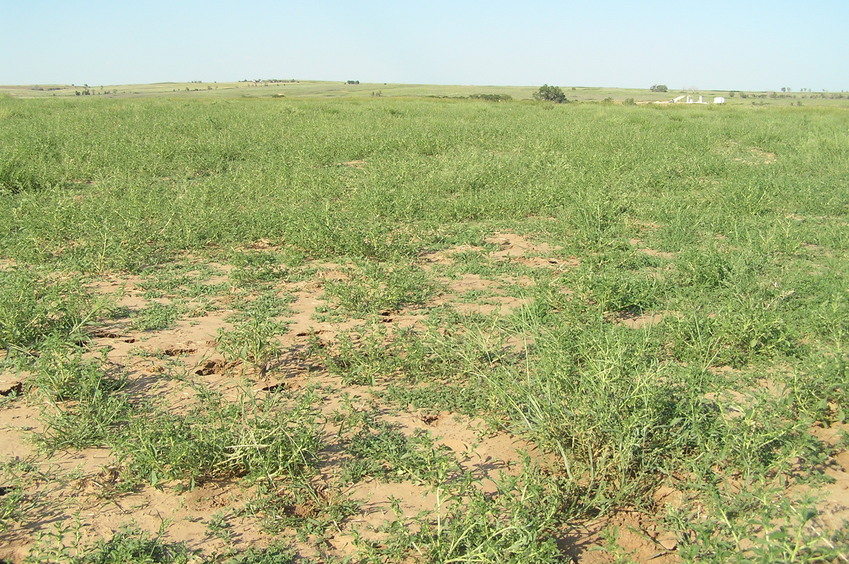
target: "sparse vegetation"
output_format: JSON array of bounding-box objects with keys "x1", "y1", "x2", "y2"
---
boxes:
[{"x1": 0, "y1": 85, "x2": 848, "y2": 562}]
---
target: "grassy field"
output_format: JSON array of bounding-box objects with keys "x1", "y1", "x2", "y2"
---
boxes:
[
  {"x1": 2, "y1": 79, "x2": 847, "y2": 107},
  {"x1": 1, "y1": 88, "x2": 848, "y2": 562}
]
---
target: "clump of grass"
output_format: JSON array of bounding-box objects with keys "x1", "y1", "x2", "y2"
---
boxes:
[
  {"x1": 75, "y1": 524, "x2": 195, "y2": 564},
  {"x1": 341, "y1": 420, "x2": 459, "y2": 485},
  {"x1": 485, "y1": 326, "x2": 697, "y2": 510},
  {"x1": 356, "y1": 468, "x2": 563, "y2": 562},
  {"x1": 323, "y1": 261, "x2": 436, "y2": 315},
  {"x1": 114, "y1": 385, "x2": 323, "y2": 489},
  {"x1": 129, "y1": 302, "x2": 180, "y2": 331},
  {"x1": 29, "y1": 343, "x2": 131, "y2": 451},
  {"x1": 0, "y1": 268, "x2": 101, "y2": 359},
  {"x1": 216, "y1": 316, "x2": 286, "y2": 372}
]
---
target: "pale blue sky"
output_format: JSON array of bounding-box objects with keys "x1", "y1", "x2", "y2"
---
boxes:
[{"x1": 2, "y1": 0, "x2": 847, "y2": 91}]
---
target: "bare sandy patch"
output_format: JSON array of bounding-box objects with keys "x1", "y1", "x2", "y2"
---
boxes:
[
  {"x1": 485, "y1": 232, "x2": 562, "y2": 259},
  {"x1": 614, "y1": 312, "x2": 666, "y2": 329},
  {"x1": 628, "y1": 239, "x2": 675, "y2": 259}
]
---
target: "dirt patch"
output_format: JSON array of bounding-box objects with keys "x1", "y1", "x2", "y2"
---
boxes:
[
  {"x1": 720, "y1": 140, "x2": 777, "y2": 165},
  {"x1": 420, "y1": 244, "x2": 486, "y2": 265},
  {"x1": 486, "y1": 232, "x2": 562, "y2": 259},
  {"x1": 335, "y1": 160, "x2": 366, "y2": 169},
  {"x1": 431, "y1": 273, "x2": 530, "y2": 316},
  {"x1": 628, "y1": 239, "x2": 675, "y2": 259},
  {"x1": 563, "y1": 510, "x2": 680, "y2": 563},
  {"x1": 613, "y1": 311, "x2": 666, "y2": 329}
]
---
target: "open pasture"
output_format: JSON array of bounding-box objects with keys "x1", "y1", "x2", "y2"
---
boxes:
[
  {"x1": 3, "y1": 80, "x2": 846, "y2": 107},
  {"x1": 1, "y1": 92, "x2": 848, "y2": 562}
]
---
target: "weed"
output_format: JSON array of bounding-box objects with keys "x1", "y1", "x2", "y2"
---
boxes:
[
  {"x1": 247, "y1": 479, "x2": 359, "y2": 539},
  {"x1": 205, "y1": 510, "x2": 233, "y2": 543},
  {"x1": 341, "y1": 420, "x2": 459, "y2": 485},
  {"x1": 113, "y1": 385, "x2": 322, "y2": 489},
  {"x1": 229, "y1": 250, "x2": 292, "y2": 287},
  {"x1": 129, "y1": 302, "x2": 180, "y2": 331},
  {"x1": 29, "y1": 344, "x2": 131, "y2": 450},
  {"x1": 357, "y1": 468, "x2": 563, "y2": 562},
  {"x1": 76, "y1": 524, "x2": 194, "y2": 563},
  {"x1": 0, "y1": 458, "x2": 40, "y2": 533},
  {"x1": 220, "y1": 541, "x2": 299, "y2": 563},
  {"x1": 666, "y1": 484, "x2": 849, "y2": 562},
  {"x1": 323, "y1": 261, "x2": 436, "y2": 315},
  {"x1": 0, "y1": 268, "x2": 101, "y2": 359},
  {"x1": 216, "y1": 316, "x2": 285, "y2": 372}
]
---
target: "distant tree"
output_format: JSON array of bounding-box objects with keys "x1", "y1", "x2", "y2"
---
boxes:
[
  {"x1": 533, "y1": 84, "x2": 567, "y2": 103},
  {"x1": 650, "y1": 84, "x2": 668, "y2": 92}
]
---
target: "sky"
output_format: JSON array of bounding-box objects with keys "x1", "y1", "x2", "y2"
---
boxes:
[{"x1": 2, "y1": 0, "x2": 847, "y2": 92}]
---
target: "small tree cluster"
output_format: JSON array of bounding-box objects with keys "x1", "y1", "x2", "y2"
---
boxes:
[
  {"x1": 533, "y1": 84, "x2": 568, "y2": 103},
  {"x1": 650, "y1": 84, "x2": 669, "y2": 92},
  {"x1": 469, "y1": 93, "x2": 512, "y2": 102}
]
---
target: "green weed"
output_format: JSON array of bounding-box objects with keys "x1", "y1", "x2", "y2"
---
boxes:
[
  {"x1": 74, "y1": 524, "x2": 194, "y2": 564},
  {"x1": 342, "y1": 420, "x2": 460, "y2": 485},
  {"x1": 129, "y1": 302, "x2": 180, "y2": 332},
  {"x1": 216, "y1": 316, "x2": 285, "y2": 372},
  {"x1": 29, "y1": 344, "x2": 131, "y2": 451},
  {"x1": 0, "y1": 268, "x2": 101, "y2": 359},
  {"x1": 323, "y1": 261, "x2": 436, "y2": 315},
  {"x1": 0, "y1": 458, "x2": 40, "y2": 533},
  {"x1": 113, "y1": 385, "x2": 322, "y2": 489},
  {"x1": 356, "y1": 468, "x2": 563, "y2": 562},
  {"x1": 229, "y1": 250, "x2": 293, "y2": 287}
]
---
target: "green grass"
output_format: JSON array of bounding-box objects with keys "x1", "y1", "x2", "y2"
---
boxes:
[
  {"x1": 1, "y1": 89, "x2": 848, "y2": 561},
  {"x1": 114, "y1": 384, "x2": 323, "y2": 490}
]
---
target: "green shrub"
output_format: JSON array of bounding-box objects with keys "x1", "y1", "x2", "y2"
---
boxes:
[{"x1": 533, "y1": 84, "x2": 567, "y2": 103}]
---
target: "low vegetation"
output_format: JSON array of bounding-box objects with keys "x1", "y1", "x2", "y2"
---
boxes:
[{"x1": 0, "y1": 88, "x2": 847, "y2": 562}]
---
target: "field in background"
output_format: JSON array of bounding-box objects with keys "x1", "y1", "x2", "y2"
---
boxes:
[
  {"x1": 2, "y1": 79, "x2": 848, "y2": 107},
  {"x1": 1, "y1": 92, "x2": 848, "y2": 562}
]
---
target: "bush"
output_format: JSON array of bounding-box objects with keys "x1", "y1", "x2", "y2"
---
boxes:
[
  {"x1": 469, "y1": 93, "x2": 512, "y2": 102},
  {"x1": 650, "y1": 84, "x2": 669, "y2": 92},
  {"x1": 533, "y1": 84, "x2": 567, "y2": 103}
]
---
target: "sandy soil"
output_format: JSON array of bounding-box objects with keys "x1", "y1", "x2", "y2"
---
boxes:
[{"x1": 2, "y1": 233, "x2": 847, "y2": 562}]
